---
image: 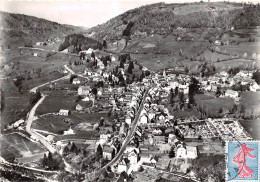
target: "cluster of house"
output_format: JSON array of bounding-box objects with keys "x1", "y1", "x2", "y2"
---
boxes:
[
  {"x1": 99, "y1": 87, "x2": 199, "y2": 175},
  {"x1": 199, "y1": 70, "x2": 259, "y2": 97},
  {"x1": 51, "y1": 48, "x2": 257, "y2": 178},
  {"x1": 94, "y1": 85, "x2": 146, "y2": 159}
]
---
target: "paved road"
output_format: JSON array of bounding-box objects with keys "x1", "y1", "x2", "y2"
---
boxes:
[
  {"x1": 25, "y1": 94, "x2": 75, "y2": 173},
  {"x1": 64, "y1": 64, "x2": 75, "y2": 74},
  {"x1": 25, "y1": 94, "x2": 57, "y2": 154},
  {"x1": 102, "y1": 89, "x2": 150, "y2": 169}
]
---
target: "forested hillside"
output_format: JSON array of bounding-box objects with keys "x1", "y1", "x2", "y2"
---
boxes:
[
  {"x1": 86, "y1": 2, "x2": 260, "y2": 41},
  {"x1": 0, "y1": 11, "x2": 85, "y2": 48},
  {"x1": 58, "y1": 34, "x2": 103, "y2": 52}
]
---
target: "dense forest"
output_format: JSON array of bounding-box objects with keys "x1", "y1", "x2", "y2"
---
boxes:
[{"x1": 58, "y1": 34, "x2": 103, "y2": 52}]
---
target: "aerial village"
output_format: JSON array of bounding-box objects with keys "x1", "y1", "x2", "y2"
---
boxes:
[
  {"x1": 8, "y1": 45, "x2": 257, "y2": 181},
  {"x1": 2, "y1": 40, "x2": 259, "y2": 182}
]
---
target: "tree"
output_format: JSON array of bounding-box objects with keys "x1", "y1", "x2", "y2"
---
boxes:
[
  {"x1": 91, "y1": 87, "x2": 98, "y2": 95},
  {"x1": 127, "y1": 63, "x2": 133, "y2": 74},
  {"x1": 169, "y1": 147, "x2": 175, "y2": 158},
  {"x1": 42, "y1": 153, "x2": 48, "y2": 167},
  {"x1": 175, "y1": 87, "x2": 179, "y2": 96},
  {"x1": 70, "y1": 142, "x2": 78, "y2": 154},
  {"x1": 97, "y1": 144, "x2": 103, "y2": 156},
  {"x1": 102, "y1": 57, "x2": 108, "y2": 67},
  {"x1": 103, "y1": 40, "x2": 107, "y2": 49},
  {"x1": 178, "y1": 92, "x2": 184, "y2": 103},
  {"x1": 99, "y1": 117, "x2": 104, "y2": 126},
  {"x1": 29, "y1": 91, "x2": 41, "y2": 105},
  {"x1": 91, "y1": 51, "x2": 95, "y2": 59},
  {"x1": 47, "y1": 152, "x2": 53, "y2": 169},
  {"x1": 13, "y1": 76, "x2": 24, "y2": 93},
  {"x1": 70, "y1": 75, "x2": 77, "y2": 83},
  {"x1": 185, "y1": 67, "x2": 189, "y2": 73},
  {"x1": 240, "y1": 104, "x2": 245, "y2": 118},
  {"x1": 170, "y1": 88, "x2": 174, "y2": 104},
  {"x1": 219, "y1": 107, "x2": 223, "y2": 114},
  {"x1": 145, "y1": 70, "x2": 150, "y2": 77},
  {"x1": 231, "y1": 104, "x2": 237, "y2": 114},
  {"x1": 63, "y1": 146, "x2": 70, "y2": 156},
  {"x1": 198, "y1": 106, "x2": 204, "y2": 119},
  {"x1": 252, "y1": 70, "x2": 260, "y2": 84}
]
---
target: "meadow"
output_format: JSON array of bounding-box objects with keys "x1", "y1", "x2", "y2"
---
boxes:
[
  {"x1": 32, "y1": 110, "x2": 108, "y2": 134},
  {"x1": 195, "y1": 94, "x2": 234, "y2": 116},
  {"x1": 239, "y1": 91, "x2": 260, "y2": 117},
  {"x1": 1, "y1": 80, "x2": 31, "y2": 128},
  {"x1": 36, "y1": 90, "x2": 77, "y2": 115}
]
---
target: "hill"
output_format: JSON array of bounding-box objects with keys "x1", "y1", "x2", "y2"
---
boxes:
[
  {"x1": 82, "y1": 2, "x2": 259, "y2": 73},
  {"x1": 0, "y1": 11, "x2": 85, "y2": 49},
  {"x1": 86, "y1": 2, "x2": 259, "y2": 41},
  {"x1": 58, "y1": 34, "x2": 103, "y2": 52}
]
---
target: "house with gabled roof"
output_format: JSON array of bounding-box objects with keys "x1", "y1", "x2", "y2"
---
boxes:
[
  {"x1": 140, "y1": 114, "x2": 148, "y2": 125},
  {"x1": 103, "y1": 145, "x2": 115, "y2": 160},
  {"x1": 59, "y1": 109, "x2": 70, "y2": 116},
  {"x1": 128, "y1": 149, "x2": 139, "y2": 164},
  {"x1": 78, "y1": 86, "x2": 91, "y2": 96},
  {"x1": 118, "y1": 158, "x2": 130, "y2": 173},
  {"x1": 225, "y1": 89, "x2": 239, "y2": 98},
  {"x1": 76, "y1": 104, "x2": 83, "y2": 111}
]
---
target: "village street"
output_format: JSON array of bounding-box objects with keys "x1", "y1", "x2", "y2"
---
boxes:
[{"x1": 102, "y1": 89, "x2": 150, "y2": 169}]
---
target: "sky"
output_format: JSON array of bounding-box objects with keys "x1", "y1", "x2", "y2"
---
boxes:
[{"x1": 1, "y1": 0, "x2": 260, "y2": 28}]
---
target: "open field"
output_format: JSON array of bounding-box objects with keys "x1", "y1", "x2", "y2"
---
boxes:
[
  {"x1": 240, "y1": 119, "x2": 260, "y2": 140},
  {"x1": 173, "y1": 2, "x2": 241, "y2": 15},
  {"x1": 36, "y1": 90, "x2": 77, "y2": 115},
  {"x1": 32, "y1": 112, "x2": 108, "y2": 135},
  {"x1": 213, "y1": 59, "x2": 256, "y2": 71},
  {"x1": 53, "y1": 130, "x2": 97, "y2": 141},
  {"x1": 172, "y1": 109, "x2": 200, "y2": 119},
  {"x1": 199, "y1": 50, "x2": 231, "y2": 62},
  {"x1": 219, "y1": 42, "x2": 260, "y2": 57},
  {"x1": 34, "y1": 43, "x2": 60, "y2": 52},
  {"x1": 195, "y1": 94, "x2": 234, "y2": 116},
  {"x1": 1, "y1": 80, "x2": 31, "y2": 128},
  {"x1": 32, "y1": 115, "x2": 74, "y2": 135},
  {"x1": 1, "y1": 49, "x2": 70, "y2": 89},
  {"x1": 239, "y1": 91, "x2": 260, "y2": 117},
  {"x1": 222, "y1": 28, "x2": 260, "y2": 42},
  {"x1": 131, "y1": 53, "x2": 179, "y2": 71},
  {"x1": 0, "y1": 133, "x2": 46, "y2": 162},
  {"x1": 126, "y1": 34, "x2": 209, "y2": 58}
]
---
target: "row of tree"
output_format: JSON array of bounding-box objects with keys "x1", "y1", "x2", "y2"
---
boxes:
[{"x1": 41, "y1": 152, "x2": 64, "y2": 170}]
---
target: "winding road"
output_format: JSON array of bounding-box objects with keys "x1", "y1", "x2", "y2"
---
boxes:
[
  {"x1": 30, "y1": 64, "x2": 73, "y2": 93},
  {"x1": 25, "y1": 94, "x2": 57, "y2": 153}
]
